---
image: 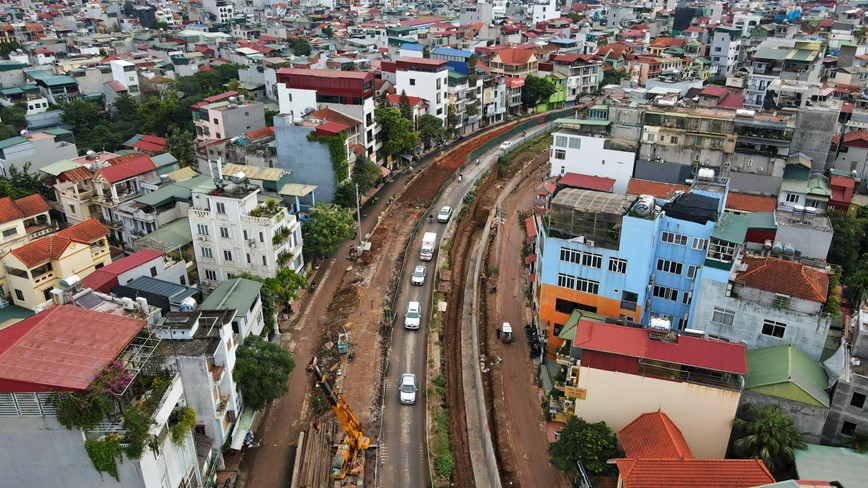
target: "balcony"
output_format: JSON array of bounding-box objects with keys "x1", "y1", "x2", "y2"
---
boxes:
[
  {"x1": 638, "y1": 360, "x2": 743, "y2": 391},
  {"x1": 27, "y1": 223, "x2": 57, "y2": 240},
  {"x1": 556, "y1": 353, "x2": 572, "y2": 366},
  {"x1": 208, "y1": 362, "x2": 225, "y2": 382},
  {"x1": 98, "y1": 217, "x2": 123, "y2": 230}
]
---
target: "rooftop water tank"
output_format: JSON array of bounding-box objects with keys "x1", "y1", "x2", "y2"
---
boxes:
[{"x1": 179, "y1": 297, "x2": 197, "y2": 312}]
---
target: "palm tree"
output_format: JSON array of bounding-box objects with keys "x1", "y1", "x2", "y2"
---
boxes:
[
  {"x1": 843, "y1": 430, "x2": 868, "y2": 453},
  {"x1": 732, "y1": 404, "x2": 807, "y2": 475}
]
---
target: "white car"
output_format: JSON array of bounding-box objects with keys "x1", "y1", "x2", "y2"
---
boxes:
[
  {"x1": 404, "y1": 301, "x2": 421, "y2": 329},
  {"x1": 437, "y1": 206, "x2": 452, "y2": 223},
  {"x1": 500, "y1": 141, "x2": 513, "y2": 150},
  {"x1": 411, "y1": 265, "x2": 426, "y2": 286},
  {"x1": 399, "y1": 374, "x2": 417, "y2": 405}
]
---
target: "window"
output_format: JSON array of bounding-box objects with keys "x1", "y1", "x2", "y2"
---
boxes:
[
  {"x1": 557, "y1": 273, "x2": 599, "y2": 294},
  {"x1": 213, "y1": 117, "x2": 219, "y2": 124},
  {"x1": 555, "y1": 297, "x2": 597, "y2": 314},
  {"x1": 842, "y1": 421, "x2": 858, "y2": 436},
  {"x1": 216, "y1": 202, "x2": 226, "y2": 214},
  {"x1": 851, "y1": 392, "x2": 867, "y2": 409},
  {"x1": 661, "y1": 231, "x2": 687, "y2": 246},
  {"x1": 243, "y1": 230, "x2": 248, "y2": 240},
  {"x1": 202, "y1": 247, "x2": 213, "y2": 259},
  {"x1": 670, "y1": 136, "x2": 678, "y2": 144},
  {"x1": 707, "y1": 238, "x2": 738, "y2": 263},
  {"x1": 621, "y1": 291, "x2": 639, "y2": 311},
  {"x1": 553, "y1": 149, "x2": 566, "y2": 160},
  {"x1": 582, "y1": 253, "x2": 602, "y2": 269},
  {"x1": 609, "y1": 258, "x2": 627, "y2": 274},
  {"x1": 554, "y1": 135, "x2": 568, "y2": 147},
  {"x1": 656, "y1": 259, "x2": 683, "y2": 275},
  {"x1": 220, "y1": 227, "x2": 229, "y2": 238},
  {"x1": 652, "y1": 285, "x2": 678, "y2": 301},
  {"x1": 677, "y1": 317, "x2": 688, "y2": 330},
  {"x1": 568, "y1": 137, "x2": 581, "y2": 150},
  {"x1": 246, "y1": 253, "x2": 251, "y2": 264},
  {"x1": 205, "y1": 269, "x2": 217, "y2": 281},
  {"x1": 785, "y1": 193, "x2": 799, "y2": 203},
  {"x1": 560, "y1": 248, "x2": 581, "y2": 264},
  {"x1": 68, "y1": 204, "x2": 75, "y2": 214},
  {"x1": 262, "y1": 256, "x2": 267, "y2": 265},
  {"x1": 223, "y1": 250, "x2": 233, "y2": 261},
  {"x1": 14, "y1": 289, "x2": 23, "y2": 301},
  {"x1": 557, "y1": 273, "x2": 575, "y2": 289},
  {"x1": 762, "y1": 320, "x2": 786, "y2": 338},
  {"x1": 150, "y1": 266, "x2": 157, "y2": 277},
  {"x1": 681, "y1": 292, "x2": 692, "y2": 305},
  {"x1": 687, "y1": 265, "x2": 698, "y2": 279},
  {"x1": 244, "y1": 112, "x2": 249, "y2": 117},
  {"x1": 772, "y1": 294, "x2": 791, "y2": 309},
  {"x1": 260, "y1": 231, "x2": 264, "y2": 242},
  {"x1": 197, "y1": 224, "x2": 209, "y2": 235},
  {"x1": 2, "y1": 227, "x2": 17, "y2": 238},
  {"x1": 712, "y1": 307, "x2": 735, "y2": 326},
  {"x1": 692, "y1": 237, "x2": 707, "y2": 250}
]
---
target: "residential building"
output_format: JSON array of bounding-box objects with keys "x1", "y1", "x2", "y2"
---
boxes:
[
  {"x1": 777, "y1": 156, "x2": 831, "y2": 211},
  {"x1": 709, "y1": 25, "x2": 742, "y2": 78},
  {"x1": 25, "y1": 70, "x2": 80, "y2": 105},
  {"x1": 480, "y1": 75, "x2": 508, "y2": 126},
  {"x1": 0, "y1": 194, "x2": 55, "y2": 300},
  {"x1": 530, "y1": 0, "x2": 558, "y2": 25},
  {"x1": 2, "y1": 219, "x2": 111, "y2": 310},
  {"x1": 549, "y1": 118, "x2": 638, "y2": 194},
  {"x1": 200, "y1": 278, "x2": 265, "y2": 342},
  {"x1": 202, "y1": 0, "x2": 233, "y2": 23},
  {"x1": 547, "y1": 53, "x2": 602, "y2": 99},
  {"x1": 832, "y1": 130, "x2": 868, "y2": 177},
  {"x1": 742, "y1": 345, "x2": 830, "y2": 444},
  {"x1": 0, "y1": 305, "x2": 205, "y2": 487},
  {"x1": 745, "y1": 40, "x2": 825, "y2": 110},
  {"x1": 503, "y1": 76, "x2": 523, "y2": 115},
  {"x1": 562, "y1": 319, "x2": 747, "y2": 458},
  {"x1": 81, "y1": 249, "x2": 189, "y2": 293},
  {"x1": 488, "y1": 48, "x2": 539, "y2": 78},
  {"x1": 0, "y1": 130, "x2": 78, "y2": 176},
  {"x1": 189, "y1": 176, "x2": 303, "y2": 285},
  {"x1": 394, "y1": 57, "x2": 449, "y2": 121},
  {"x1": 192, "y1": 92, "x2": 266, "y2": 143},
  {"x1": 276, "y1": 68, "x2": 380, "y2": 160},
  {"x1": 821, "y1": 303, "x2": 868, "y2": 445},
  {"x1": 693, "y1": 253, "x2": 832, "y2": 361},
  {"x1": 109, "y1": 59, "x2": 141, "y2": 99},
  {"x1": 159, "y1": 309, "x2": 246, "y2": 460}
]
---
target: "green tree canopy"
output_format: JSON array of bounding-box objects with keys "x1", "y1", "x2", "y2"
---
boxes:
[
  {"x1": 302, "y1": 202, "x2": 354, "y2": 261},
  {"x1": 352, "y1": 156, "x2": 382, "y2": 194},
  {"x1": 601, "y1": 69, "x2": 628, "y2": 88},
  {"x1": 446, "y1": 104, "x2": 459, "y2": 138},
  {"x1": 521, "y1": 75, "x2": 557, "y2": 109},
  {"x1": 289, "y1": 37, "x2": 312, "y2": 56},
  {"x1": 62, "y1": 99, "x2": 103, "y2": 134},
  {"x1": 322, "y1": 25, "x2": 334, "y2": 38},
  {"x1": 332, "y1": 181, "x2": 358, "y2": 209},
  {"x1": 548, "y1": 417, "x2": 619, "y2": 475},
  {"x1": 0, "y1": 104, "x2": 27, "y2": 129},
  {"x1": 417, "y1": 114, "x2": 445, "y2": 149},
  {"x1": 374, "y1": 107, "x2": 419, "y2": 159},
  {"x1": 234, "y1": 336, "x2": 295, "y2": 411},
  {"x1": 166, "y1": 128, "x2": 196, "y2": 167},
  {"x1": 398, "y1": 90, "x2": 414, "y2": 123},
  {"x1": 732, "y1": 404, "x2": 807, "y2": 476},
  {"x1": 0, "y1": 41, "x2": 21, "y2": 59}
]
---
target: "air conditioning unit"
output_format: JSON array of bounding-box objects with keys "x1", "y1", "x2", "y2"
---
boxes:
[
  {"x1": 585, "y1": 239, "x2": 595, "y2": 247},
  {"x1": 563, "y1": 400, "x2": 574, "y2": 408}
]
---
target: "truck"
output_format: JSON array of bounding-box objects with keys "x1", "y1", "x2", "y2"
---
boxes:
[{"x1": 420, "y1": 232, "x2": 437, "y2": 261}]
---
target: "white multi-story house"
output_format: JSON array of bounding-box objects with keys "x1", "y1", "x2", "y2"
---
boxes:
[
  {"x1": 109, "y1": 59, "x2": 141, "y2": 99},
  {"x1": 709, "y1": 25, "x2": 742, "y2": 78},
  {"x1": 189, "y1": 173, "x2": 303, "y2": 286},
  {"x1": 549, "y1": 121, "x2": 637, "y2": 194},
  {"x1": 395, "y1": 57, "x2": 449, "y2": 122},
  {"x1": 530, "y1": 0, "x2": 558, "y2": 25},
  {"x1": 745, "y1": 39, "x2": 825, "y2": 110}
]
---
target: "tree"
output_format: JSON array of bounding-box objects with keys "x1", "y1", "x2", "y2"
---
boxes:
[
  {"x1": 0, "y1": 104, "x2": 26, "y2": 128},
  {"x1": 166, "y1": 128, "x2": 196, "y2": 167},
  {"x1": 826, "y1": 209, "x2": 865, "y2": 274},
  {"x1": 302, "y1": 202, "x2": 354, "y2": 261},
  {"x1": 322, "y1": 25, "x2": 334, "y2": 38},
  {"x1": 548, "y1": 417, "x2": 619, "y2": 476},
  {"x1": 398, "y1": 90, "x2": 414, "y2": 123},
  {"x1": 352, "y1": 156, "x2": 382, "y2": 194},
  {"x1": 289, "y1": 37, "x2": 312, "y2": 56},
  {"x1": 417, "y1": 114, "x2": 445, "y2": 149},
  {"x1": 601, "y1": 69, "x2": 628, "y2": 88},
  {"x1": 154, "y1": 21, "x2": 171, "y2": 30},
  {"x1": 234, "y1": 336, "x2": 295, "y2": 411},
  {"x1": 446, "y1": 104, "x2": 459, "y2": 138},
  {"x1": 843, "y1": 430, "x2": 868, "y2": 453},
  {"x1": 61, "y1": 99, "x2": 103, "y2": 135},
  {"x1": 376, "y1": 90, "x2": 390, "y2": 109},
  {"x1": 467, "y1": 53, "x2": 479, "y2": 87},
  {"x1": 374, "y1": 107, "x2": 419, "y2": 159},
  {"x1": 0, "y1": 41, "x2": 21, "y2": 59},
  {"x1": 521, "y1": 75, "x2": 556, "y2": 109},
  {"x1": 332, "y1": 181, "x2": 358, "y2": 209},
  {"x1": 731, "y1": 404, "x2": 807, "y2": 476},
  {"x1": 137, "y1": 92, "x2": 180, "y2": 137}
]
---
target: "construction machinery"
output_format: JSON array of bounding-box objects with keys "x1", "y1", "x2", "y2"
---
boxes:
[{"x1": 306, "y1": 356, "x2": 371, "y2": 480}]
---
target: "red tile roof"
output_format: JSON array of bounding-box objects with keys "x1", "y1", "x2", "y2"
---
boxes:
[
  {"x1": 10, "y1": 219, "x2": 108, "y2": 268},
  {"x1": 106, "y1": 80, "x2": 127, "y2": 92},
  {"x1": 558, "y1": 172, "x2": 616, "y2": 192},
  {"x1": 309, "y1": 107, "x2": 362, "y2": 127},
  {"x1": 98, "y1": 153, "x2": 156, "y2": 183},
  {"x1": 387, "y1": 93, "x2": 426, "y2": 106},
  {"x1": 717, "y1": 93, "x2": 745, "y2": 110},
  {"x1": 725, "y1": 193, "x2": 777, "y2": 213},
  {"x1": 573, "y1": 321, "x2": 748, "y2": 375},
  {"x1": 842, "y1": 129, "x2": 868, "y2": 146},
  {"x1": 734, "y1": 256, "x2": 829, "y2": 302},
  {"x1": 0, "y1": 305, "x2": 145, "y2": 392},
  {"x1": 0, "y1": 194, "x2": 50, "y2": 224},
  {"x1": 245, "y1": 126, "x2": 275, "y2": 141},
  {"x1": 626, "y1": 179, "x2": 688, "y2": 199},
  {"x1": 614, "y1": 459, "x2": 774, "y2": 487},
  {"x1": 618, "y1": 411, "x2": 694, "y2": 460},
  {"x1": 59, "y1": 166, "x2": 94, "y2": 182},
  {"x1": 80, "y1": 249, "x2": 164, "y2": 293},
  {"x1": 496, "y1": 48, "x2": 535, "y2": 65}
]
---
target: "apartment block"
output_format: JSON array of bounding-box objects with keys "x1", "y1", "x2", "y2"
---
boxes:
[
  {"x1": 395, "y1": 57, "x2": 449, "y2": 121},
  {"x1": 192, "y1": 91, "x2": 266, "y2": 143},
  {"x1": 549, "y1": 118, "x2": 637, "y2": 194}
]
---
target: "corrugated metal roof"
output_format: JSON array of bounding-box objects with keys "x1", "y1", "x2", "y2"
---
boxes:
[
  {"x1": 745, "y1": 344, "x2": 829, "y2": 407},
  {"x1": 279, "y1": 183, "x2": 318, "y2": 197},
  {"x1": 122, "y1": 276, "x2": 197, "y2": 304},
  {"x1": 135, "y1": 217, "x2": 192, "y2": 252},
  {"x1": 221, "y1": 163, "x2": 289, "y2": 182},
  {"x1": 201, "y1": 278, "x2": 263, "y2": 319},
  {"x1": 710, "y1": 212, "x2": 750, "y2": 243}
]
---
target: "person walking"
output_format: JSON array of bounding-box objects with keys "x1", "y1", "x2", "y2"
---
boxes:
[{"x1": 496, "y1": 327, "x2": 501, "y2": 339}]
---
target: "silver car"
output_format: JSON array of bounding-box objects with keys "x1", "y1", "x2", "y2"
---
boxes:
[
  {"x1": 399, "y1": 374, "x2": 417, "y2": 405},
  {"x1": 411, "y1": 265, "x2": 426, "y2": 286},
  {"x1": 405, "y1": 301, "x2": 421, "y2": 329},
  {"x1": 437, "y1": 206, "x2": 452, "y2": 223}
]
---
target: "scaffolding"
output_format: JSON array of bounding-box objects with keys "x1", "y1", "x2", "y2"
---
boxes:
[{"x1": 544, "y1": 188, "x2": 633, "y2": 249}]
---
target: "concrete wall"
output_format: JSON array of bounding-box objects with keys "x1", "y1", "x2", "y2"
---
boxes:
[
  {"x1": 212, "y1": 103, "x2": 265, "y2": 141},
  {"x1": 775, "y1": 222, "x2": 832, "y2": 261},
  {"x1": 574, "y1": 365, "x2": 741, "y2": 458},
  {"x1": 633, "y1": 159, "x2": 692, "y2": 185},
  {"x1": 273, "y1": 116, "x2": 338, "y2": 202},
  {"x1": 692, "y1": 279, "x2": 832, "y2": 361},
  {"x1": 822, "y1": 371, "x2": 868, "y2": 445},
  {"x1": 740, "y1": 390, "x2": 827, "y2": 444},
  {"x1": 791, "y1": 107, "x2": 840, "y2": 171},
  {"x1": 726, "y1": 170, "x2": 782, "y2": 195},
  {"x1": 549, "y1": 132, "x2": 635, "y2": 194}
]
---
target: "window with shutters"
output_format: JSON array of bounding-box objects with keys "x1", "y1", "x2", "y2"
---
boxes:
[
  {"x1": 652, "y1": 285, "x2": 678, "y2": 301},
  {"x1": 656, "y1": 259, "x2": 683, "y2": 275}
]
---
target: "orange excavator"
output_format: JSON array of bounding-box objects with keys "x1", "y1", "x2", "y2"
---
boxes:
[{"x1": 306, "y1": 356, "x2": 371, "y2": 480}]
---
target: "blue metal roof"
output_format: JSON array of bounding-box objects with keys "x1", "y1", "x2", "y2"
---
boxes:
[
  {"x1": 432, "y1": 47, "x2": 473, "y2": 58},
  {"x1": 401, "y1": 43, "x2": 423, "y2": 51}
]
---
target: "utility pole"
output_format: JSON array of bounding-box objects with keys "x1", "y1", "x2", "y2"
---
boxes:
[{"x1": 355, "y1": 183, "x2": 363, "y2": 247}]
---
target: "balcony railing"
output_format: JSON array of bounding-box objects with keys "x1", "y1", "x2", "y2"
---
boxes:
[{"x1": 638, "y1": 360, "x2": 743, "y2": 391}]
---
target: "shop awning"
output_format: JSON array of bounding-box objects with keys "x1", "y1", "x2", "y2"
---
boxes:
[
  {"x1": 380, "y1": 166, "x2": 391, "y2": 177},
  {"x1": 229, "y1": 408, "x2": 256, "y2": 450}
]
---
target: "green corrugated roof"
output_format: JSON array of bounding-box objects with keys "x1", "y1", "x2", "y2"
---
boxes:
[
  {"x1": 555, "y1": 118, "x2": 611, "y2": 126},
  {"x1": 0, "y1": 136, "x2": 28, "y2": 150},
  {"x1": 201, "y1": 278, "x2": 263, "y2": 319},
  {"x1": 39, "y1": 159, "x2": 79, "y2": 176},
  {"x1": 710, "y1": 212, "x2": 750, "y2": 244},
  {"x1": 754, "y1": 46, "x2": 791, "y2": 61},
  {"x1": 151, "y1": 152, "x2": 178, "y2": 169},
  {"x1": 558, "y1": 309, "x2": 610, "y2": 340},
  {"x1": 747, "y1": 211, "x2": 777, "y2": 230},
  {"x1": 794, "y1": 444, "x2": 868, "y2": 488},
  {"x1": 745, "y1": 344, "x2": 829, "y2": 407},
  {"x1": 43, "y1": 128, "x2": 71, "y2": 136},
  {"x1": 135, "y1": 217, "x2": 192, "y2": 251},
  {"x1": 136, "y1": 175, "x2": 214, "y2": 207}
]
